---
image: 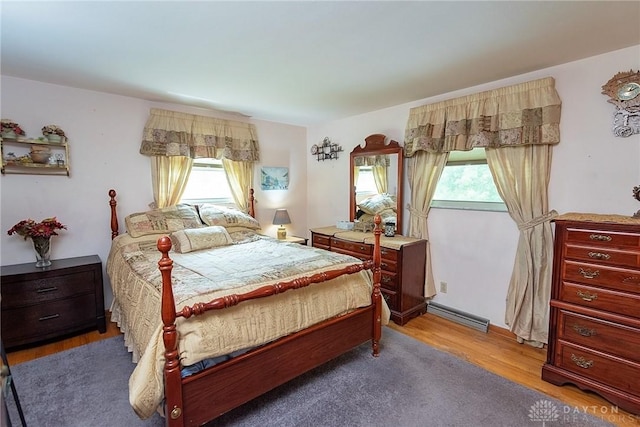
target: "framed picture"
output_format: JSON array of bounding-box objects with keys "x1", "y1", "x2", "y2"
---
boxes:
[{"x1": 261, "y1": 167, "x2": 289, "y2": 190}]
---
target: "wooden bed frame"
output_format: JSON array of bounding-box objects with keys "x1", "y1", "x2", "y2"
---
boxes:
[{"x1": 108, "y1": 189, "x2": 383, "y2": 426}]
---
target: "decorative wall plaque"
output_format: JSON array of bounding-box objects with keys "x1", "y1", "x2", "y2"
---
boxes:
[{"x1": 601, "y1": 70, "x2": 640, "y2": 137}]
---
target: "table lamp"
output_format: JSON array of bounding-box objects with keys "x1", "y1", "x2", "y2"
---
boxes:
[{"x1": 273, "y1": 209, "x2": 291, "y2": 239}]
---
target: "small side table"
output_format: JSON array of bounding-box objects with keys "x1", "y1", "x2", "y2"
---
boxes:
[
  {"x1": 1, "y1": 255, "x2": 106, "y2": 350},
  {"x1": 281, "y1": 236, "x2": 308, "y2": 245}
]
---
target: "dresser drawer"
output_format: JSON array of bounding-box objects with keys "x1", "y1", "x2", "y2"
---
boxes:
[
  {"x1": 380, "y1": 247, "x2": 398, "y2": 262},
  {"x1": 312, "y1": 234, "x2": 331, "y2": 250},
  {"x1": 381, "y1": 289, "x2": 397, "y2": 311},
  {"x1": 555, "y1": 341, "x2": 640, "y2": 397},
  {"x1": 562, "y1": 260, "x2": 640, "y2": 294},
  {"x1": 566, "y1": 228, "x2": 640, "y2": 248},
  {"x1": 1, "y1": 270, "x2": 96, "y2": 307},
  {"x1": 330, "y1": 238, "x2": 372, "y2": 257},
  {"x1": 560, "y1": 282, "x2": 640, "y2": 318},
  {"x1": 380, "y1": 258, "x2": 397, "y2": 273},
  {"x1": 2, "y1": 293, "x2": 98, "y2": 346},
  {"x1": 381, "y1": 271, "x2": 398, "y2": 291},
  {"x1": 558, "y1": 310, "x2": 640, "y2": 362},
  {"x1": 565, "y1": 244, "x2": 640, "y2": 268}
]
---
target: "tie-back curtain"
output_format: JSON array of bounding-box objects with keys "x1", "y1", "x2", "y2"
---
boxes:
[
  {"x1": 404, "y1": 77, "x2": 561, "y2": 156},
  {"x1": 140, "y1": 108, "x2": 260, "y2": 162}
]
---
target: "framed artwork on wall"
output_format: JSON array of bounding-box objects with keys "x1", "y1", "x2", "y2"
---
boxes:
[{"x1": 261, "y1": 167, "x2": 289, "y2": 190}]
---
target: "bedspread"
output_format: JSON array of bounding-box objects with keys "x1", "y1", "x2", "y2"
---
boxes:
[{"x1": 106, "y1": 230, "x2": 389, "y2": 419}]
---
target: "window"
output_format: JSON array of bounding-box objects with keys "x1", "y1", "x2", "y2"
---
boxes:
[
  {"x1": 180, "y1": 158, "x2": 233, "y2": 204},
  {"x1": 355, "y1": 166, "x2": 378, "y2": 197},
  {"x1": 432, "y1": 148, "x2": 506, "y2": 211}
]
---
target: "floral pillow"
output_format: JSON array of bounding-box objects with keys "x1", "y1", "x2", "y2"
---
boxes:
[
  {"x1": 357, "y1": 193, "x2": 396, "y2": 215},
  {"x1": 124, "y1": 204, "x2": 203, "y2": 238},
  {"x1": 170, "y1": 226, "x2": 233, "y2": 253},
  {"x1": 198, "y1": 204, "x2": 261, "y2": 230}
]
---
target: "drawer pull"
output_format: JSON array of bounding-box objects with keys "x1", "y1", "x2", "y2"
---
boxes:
[
  {"x1": 570, "y1": 353, "x2": 593, "y2": 369},
  {"x1": 587, "y1": 251, "x2": 610, "y2": 260},
  {"x1": 578, "y1": 268, "x2": 599, "y2": 279},
  {"x1": 589, "y1": 234, "x2": 612, "y2": 242},
  {"x1": 359, "y1": 246, "x2": 366, "y2": 251},
  {"x1": 572, "y1": 324, "x2": 596, "y2": 337},
  {"x1": 36, "y1": 286, "x2": 58, "y2": 293},
  {"x1": 38, "y1": 314, "x2": 60, "y2": 321},
  {"x1": 576, "y1": 290, "x2": 598, "y2": 302},
  {"x1": 622, "y1": 276, "x2": 640, "y2": 284},
  {"x1": 381, "y1": 262, "x2": 388, "y2": 269},
  {"x1": 382, "y1": 276, "x2": 392, "y2": 284},
  {"x1": 381, "y1": 250, "x2": 389, "y2": 255}
]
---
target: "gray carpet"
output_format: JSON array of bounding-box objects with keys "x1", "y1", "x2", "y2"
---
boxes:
[{"x1": 6, "y1": 327, "x2": 613, "y2": 427}]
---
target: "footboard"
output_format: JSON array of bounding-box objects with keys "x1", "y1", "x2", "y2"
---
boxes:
[{"x1": 157, "y1": 221, "x2": 383, "y2": 427}]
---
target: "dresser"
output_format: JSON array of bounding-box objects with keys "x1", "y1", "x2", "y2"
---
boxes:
[
  {"x1": 541, "y1": 214, "x2": 640, "y2": 415},
  {"x1": 1, "y1": 255, "x2": 106, "y2": 349},
  {"x1": 311, "y1": 226, "x2": 427, "y2": 325}
]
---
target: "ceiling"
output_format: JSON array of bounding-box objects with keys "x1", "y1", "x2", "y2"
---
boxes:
[{"x1": 2, "y1": 1, "x2": 639, "y2": 126}]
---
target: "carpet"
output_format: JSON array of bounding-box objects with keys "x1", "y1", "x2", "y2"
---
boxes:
[{"x1": 5, "y1": 328, "x2": 613, "y2": 427}]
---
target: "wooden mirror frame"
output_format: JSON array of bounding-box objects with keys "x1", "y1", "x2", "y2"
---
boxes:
[{"x1": 349, "y1": 134, "x2": 404, "y2": 233}]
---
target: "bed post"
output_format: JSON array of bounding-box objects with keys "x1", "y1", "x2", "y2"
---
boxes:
[
  {"x1": 371, "y1": 215, "x2": 382, "y2": 357},
  {"x1": 108, "y1": 189, "x2": 119, "y2": 239},
  {"x1": 248, "y1": 188, "x2": 255, "y2": 218},
  {"x1": 157, "y1": 236, "x2": 184, "y2": 427}
]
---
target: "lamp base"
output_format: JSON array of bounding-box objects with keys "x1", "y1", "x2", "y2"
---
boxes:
[{"x1": 277, "y1": 227, "x2": 287, "y2": 239}]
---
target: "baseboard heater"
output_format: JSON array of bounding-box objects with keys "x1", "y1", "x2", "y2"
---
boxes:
[{"x1": 426, "y1": 302, "x2": 490, "y2": 333}]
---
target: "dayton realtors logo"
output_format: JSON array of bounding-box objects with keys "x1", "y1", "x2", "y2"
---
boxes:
[
  {"x1": 528, "y1": 400, "x2": 560, "y2": 425},
  {"x1": 528, "y1": 399, "x2": 638, "y2": 425}
]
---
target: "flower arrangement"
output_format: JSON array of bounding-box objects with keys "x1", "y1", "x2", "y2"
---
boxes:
[
  {"x1": 41, "y1": 125, "x2": 66, "y2": 137},
  {"x1": 1, "y1": 119, "x2": 25, "y2": 136},
  {"x1": 7, "y1": 217, "x2": 67, "y2": 239}
]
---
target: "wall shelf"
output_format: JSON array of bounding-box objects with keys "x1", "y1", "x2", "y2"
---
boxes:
[{"x1": 1, "y1": 138, "x2": 70, "y2": 176}]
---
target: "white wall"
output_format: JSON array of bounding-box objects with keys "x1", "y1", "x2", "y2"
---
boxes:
[
  {"x1": 306, "y1": 45, "x2": 640, "y2": 329},
  {"x1": 0, "y1": 77, "x2": 307, "y2": 307}
]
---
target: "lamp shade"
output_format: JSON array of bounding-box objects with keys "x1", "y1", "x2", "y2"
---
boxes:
[{"x1": 273, "y1": 209, "x2": 291, "y2": 225}]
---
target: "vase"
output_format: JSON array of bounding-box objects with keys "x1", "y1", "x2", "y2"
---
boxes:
[{"x1": 32, "y1": 236, "x2": 52, "y2": 268}]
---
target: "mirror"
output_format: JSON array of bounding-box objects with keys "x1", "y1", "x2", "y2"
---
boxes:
[{"x1": 350, "y1": 134, "x2": 404, "y2": 233}]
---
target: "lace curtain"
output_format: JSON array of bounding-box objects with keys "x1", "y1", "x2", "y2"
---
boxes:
[{"x1": 404, "y1": 77, "x2": 561, "y2": 346}]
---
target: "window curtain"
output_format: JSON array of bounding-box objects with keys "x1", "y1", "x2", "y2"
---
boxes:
[
  {"x1": 407, "y1": 150, "x2": 449, "y2": 298},
  {"x1": 140, "y1": 108, "x2": 259, "y2": 208},
  {"x1": 354, "y1": 155, "x2": 390, "y2": 194},
  {"x1": 222, "y1": 158, "x2": 254, "y2": 214},
  {"x1": 404, "y1": 77, "x2": 561, "y2": 345},
  {"x1": 150, "y1": 156, "x2": 193, "y2": 208}
]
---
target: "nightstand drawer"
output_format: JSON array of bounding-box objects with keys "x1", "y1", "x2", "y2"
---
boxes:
[
  {"x1": 2, "y1": 293, "x2": 98, "y2": 346},
  {"x1": 381, "y1": 271, "x2": 398, "y2": 291},
  {"x1": 1, "y1": 271, "x2": 96, "y2": 307},
  {"x1": 380, "y1": 247, "x2": 398, "y2": 262}
]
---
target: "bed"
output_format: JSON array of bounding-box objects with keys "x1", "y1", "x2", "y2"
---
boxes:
[{"x1": 106, "y1": 189, "x2": 387, "y2": 426}]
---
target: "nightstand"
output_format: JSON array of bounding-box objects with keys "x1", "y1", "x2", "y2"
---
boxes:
[
  {"x1": 281, "y1": 236, "x2": 308, "y2": 245},
  {"x1": 1, "y1": 255, "x2": 106, "y2": 350}
]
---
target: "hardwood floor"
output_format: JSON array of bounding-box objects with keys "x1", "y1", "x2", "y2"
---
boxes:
[{"x1": 6, "y1": 312, "x2": 638, "y2": 426}]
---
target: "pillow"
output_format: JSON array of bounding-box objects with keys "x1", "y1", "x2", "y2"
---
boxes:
[
  {"x1": 357, "y1": 193, "x2": 396, "y2": 215},
  {"x1": 170, "y1": 226, "x2": 233, "y2": 253},
  {"x1": 198, "y1": 204, "x2": 261, "y2": 230},
  {"x1": 125, "y1": 204, "x2": 202, "y2": 238},
  {"x1": 357, "y1": 208, "x2": 396, "y2": 225}
]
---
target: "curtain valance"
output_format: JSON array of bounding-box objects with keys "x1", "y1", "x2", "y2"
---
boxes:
[
  {"x1": 354, "y1": 155, "x2": 390, "y2": 167},
  {"x1": 140, "y1": 108, "x2": 260, "y2": 162},
  {"x1": 404, "y1": 77, "x2": 561, "y2": 157}
]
